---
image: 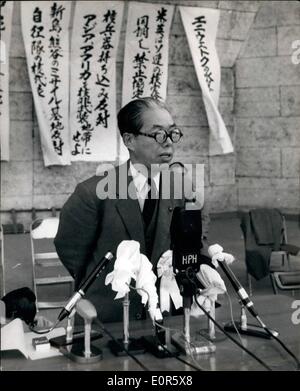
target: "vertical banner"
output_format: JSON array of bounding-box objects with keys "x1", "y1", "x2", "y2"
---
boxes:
[
  {"x1": 120, "y1": 1, "x2": 174, "y2": 161},
  {"x1": 0, "y1": 1, "x2": 13, "y2": 161},
  {"x1": 179, "y1": 6, "x2": 234, "y2": 156},
  {"x1": 70, "y1": 1, "x2": 124, "y2": 162},
  {"x1": 21, "y1": 1, "x2": 71, "y2": 166}
]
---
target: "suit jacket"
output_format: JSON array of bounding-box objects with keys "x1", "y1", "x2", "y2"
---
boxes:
[{"x1": 55, "y1": 161, "x2": 203, "y2": 322}]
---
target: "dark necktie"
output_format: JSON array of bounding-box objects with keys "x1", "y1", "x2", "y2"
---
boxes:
[{"x1": 142, "y1": 177, "x2": 158, "y2": 228}]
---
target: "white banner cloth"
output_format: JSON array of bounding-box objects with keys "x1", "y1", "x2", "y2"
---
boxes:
[
  {"x1": 0, "y1": 1, "x2": 13, "y2": 161},
  {"x1": 70, "y1": 1, "x2": 123, "y2": 162},
  {"x1": 179, "y1": 6, "x2": 234, "y2": 156},
  {"x1": 119, "y1": 1, "x2": 174, "y2": 161},
  {"x1": 21, "y1": 1, "x2": 71, "y2": 166}
]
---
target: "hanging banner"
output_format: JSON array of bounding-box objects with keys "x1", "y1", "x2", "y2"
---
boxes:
[
  {"x1": 179, "y1": 6, "x2": 234, "y2": 156},
  {"x1": 120, "y1": 1, "x2": 174, "y2": 162},
  {"x1": 70, "y1": 1, "x2": 124, "y2": 162},
  {"x1": 0, "y1": 1, "x2": 13, "y2": 161},
  {"x1": 21, "y1": 1, "x2": 71, "y2": 166}
]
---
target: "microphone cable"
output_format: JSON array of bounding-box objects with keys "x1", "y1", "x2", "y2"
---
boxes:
[
  {"x1": 193, "y1": 293, "x2": 272, "y2": 371},
  {"x1": 153, "y1": 320, "x2": 204, "y2": 371},
  {"x1": 93, "y1": 317, "x2": 150, "y2": 371},
  {"x1": 185, "y1": 272, "x2": 272, "y2": 371},
  {"x1": 254, "y1": 315, "x2": 300, "y2": 370},
  {"x1": 28, "y1": 301, "x2": 150, "y2": 370},
  {"x1": 29, "y1": 253, "x2": 114, "y2": 334},
  {"x1": 29, "y1": 319, "x2": 60, "y2": 334},
  {"x1": 225, "y1": 291, "x2": 244, "y2": 346},
  {"x1": 217, "y1": 257, "x2": 300, "y2": 370},
  {"x1": 29, "y1": 315, "x2": 150, "y2": 371},
  {"x1": 155, "y1": 337, "x2": 202, "y2": 371},
  {"x1": 154, "y1": 290, "x2": 244, "y2": 371},
  {"x1": 129, "y1": 284, "x2": 204, "y2": 371}
]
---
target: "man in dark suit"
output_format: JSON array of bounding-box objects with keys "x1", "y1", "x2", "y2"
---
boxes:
[{"x1": 54, "y1": 97, "x2": 205, "y2": 323}]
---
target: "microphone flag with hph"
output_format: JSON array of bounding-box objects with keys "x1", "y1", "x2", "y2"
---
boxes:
[{"x1": 170, "y1": 206, "x2": 203, "y2": 274}]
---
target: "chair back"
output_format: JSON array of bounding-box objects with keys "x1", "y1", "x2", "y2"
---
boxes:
[
  {"x1": 30, "y1": 217, "x2": 74, "y2": 310},
  {"x1": 0, "y1": 226, "x2": 5, "y2": 296},
  {"x1": 240, "y1": 208, "x2": 292, "y2": 294}
]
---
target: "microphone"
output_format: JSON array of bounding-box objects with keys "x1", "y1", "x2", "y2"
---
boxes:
[
  {"x1": 217, "y1": 258, "x2": 282, "y2": 340},
  {"x1": 170, "y1": 205, "x2": 204, "y2": 310},
  {"x1": 170, "y1": 205, "x2": 203, "y2": 274},
  {"x1": 170, "y1": 205, "x2": 216, "y2": 354},
  {"x1": 57, "y1": 252, "x2": 114, "y2": 322},
  {"x1": 207, "y1": 245, "x2": 259, "y2": 318},
  {"x1": 217, "y1": 261, "x2": 258, "y2": 318},
  {"x1": 209, "y1": 248, "x2": 280, "y2": 339}
]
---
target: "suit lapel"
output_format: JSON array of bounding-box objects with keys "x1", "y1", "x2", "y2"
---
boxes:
[
  {"x1": 114, "y1": 162, "x2": 182, "y2": 264},
  {"x1": 115, "y1": 161, "x2": 146, "y2": 252},
  {"x1": 151, "y1": 171, "x2": 185, "y2": 266},
  {"x1": 116, "y1": 198, "x2": 146, "y2": 251},
  {"x1": 151, "y1": 171, "x2": 176, "y2": 266}
]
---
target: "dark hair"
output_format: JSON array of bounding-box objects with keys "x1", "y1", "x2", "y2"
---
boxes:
[
  {"x1": 1, "y1": 287, "x2": 37, "y2": 326},
  {"x1": 117, "y1": 97, "x2": 169, "y2": 136}
]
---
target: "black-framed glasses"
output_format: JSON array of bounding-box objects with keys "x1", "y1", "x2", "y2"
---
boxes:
[{"x1": 136, "y1": 127, "x2": 183, "y2": 144}]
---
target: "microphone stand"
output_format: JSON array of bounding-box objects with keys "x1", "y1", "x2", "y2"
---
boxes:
[
  {"x1": 49, "y1": 308, "x2": 102, "y2": 349},
  {"x1": 108, "y1": 292, "x2": 145, "y2": 356},
  {"x1": 123, "y1": 292, "x2": 130, "y2": 349},
  {"x1": 171, "y1": 269, "x2": 216, "y2": 355},
  {"x1": 217, "y1": 261, "x2": 279, "y2": 339},
  {"x1": 141, "y1": 305, "x2": 179, "y2": 359},
  {"x1": 184, "y1": 305, "x2": 191, "y2": 344},
  {"x1": 197, "y1": 298, "x2": 226, "y2": 342},
  {"x1": 224, "y1": 301, "x2": 277, "y2": 339},
  {"x1": 60, "y1": 299, "x2": 102, "y2": 364}
]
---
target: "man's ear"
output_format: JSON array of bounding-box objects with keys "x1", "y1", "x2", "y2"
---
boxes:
[{"x1": 122, "y1": 133, "x2": 135, "y2": 152}]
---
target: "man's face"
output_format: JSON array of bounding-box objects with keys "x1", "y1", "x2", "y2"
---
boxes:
[{"x1": 129, "y1": 107, "x2": 177, "y2": 167}]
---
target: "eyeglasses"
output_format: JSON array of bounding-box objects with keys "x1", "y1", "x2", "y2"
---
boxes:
[{"x1": 136, "y1": 127, "x2": 183, "y2": 144}]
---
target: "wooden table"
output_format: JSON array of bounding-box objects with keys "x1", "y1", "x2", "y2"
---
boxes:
[{"x1": 1, "y1": 294, "x2": 299, "y2": 371}]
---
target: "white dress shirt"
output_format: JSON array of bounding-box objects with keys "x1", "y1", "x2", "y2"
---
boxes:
[{"x1": 129, "y1": 162, "x2": 160, "y2": 211}]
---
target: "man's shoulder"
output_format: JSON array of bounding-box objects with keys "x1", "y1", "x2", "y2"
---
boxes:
[
  {"x1": 77, "y1": 161, "x2": 128, "y2": 193},
  {"x1": 79, "y1": 174, "x2": 101, "y2": 191}
]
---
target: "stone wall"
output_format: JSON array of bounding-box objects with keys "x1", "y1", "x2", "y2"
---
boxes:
[
  {"x1": 235, "y1": 0, "x2": 300, "y2": 213},
  {"x1": 1, "y1": 0, "x2": 299, "y2": 229}
]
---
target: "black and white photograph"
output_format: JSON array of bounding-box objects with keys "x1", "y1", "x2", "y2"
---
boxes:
[{"x1": 0, "y1": 0, "x2": 300, "y2": 377}]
